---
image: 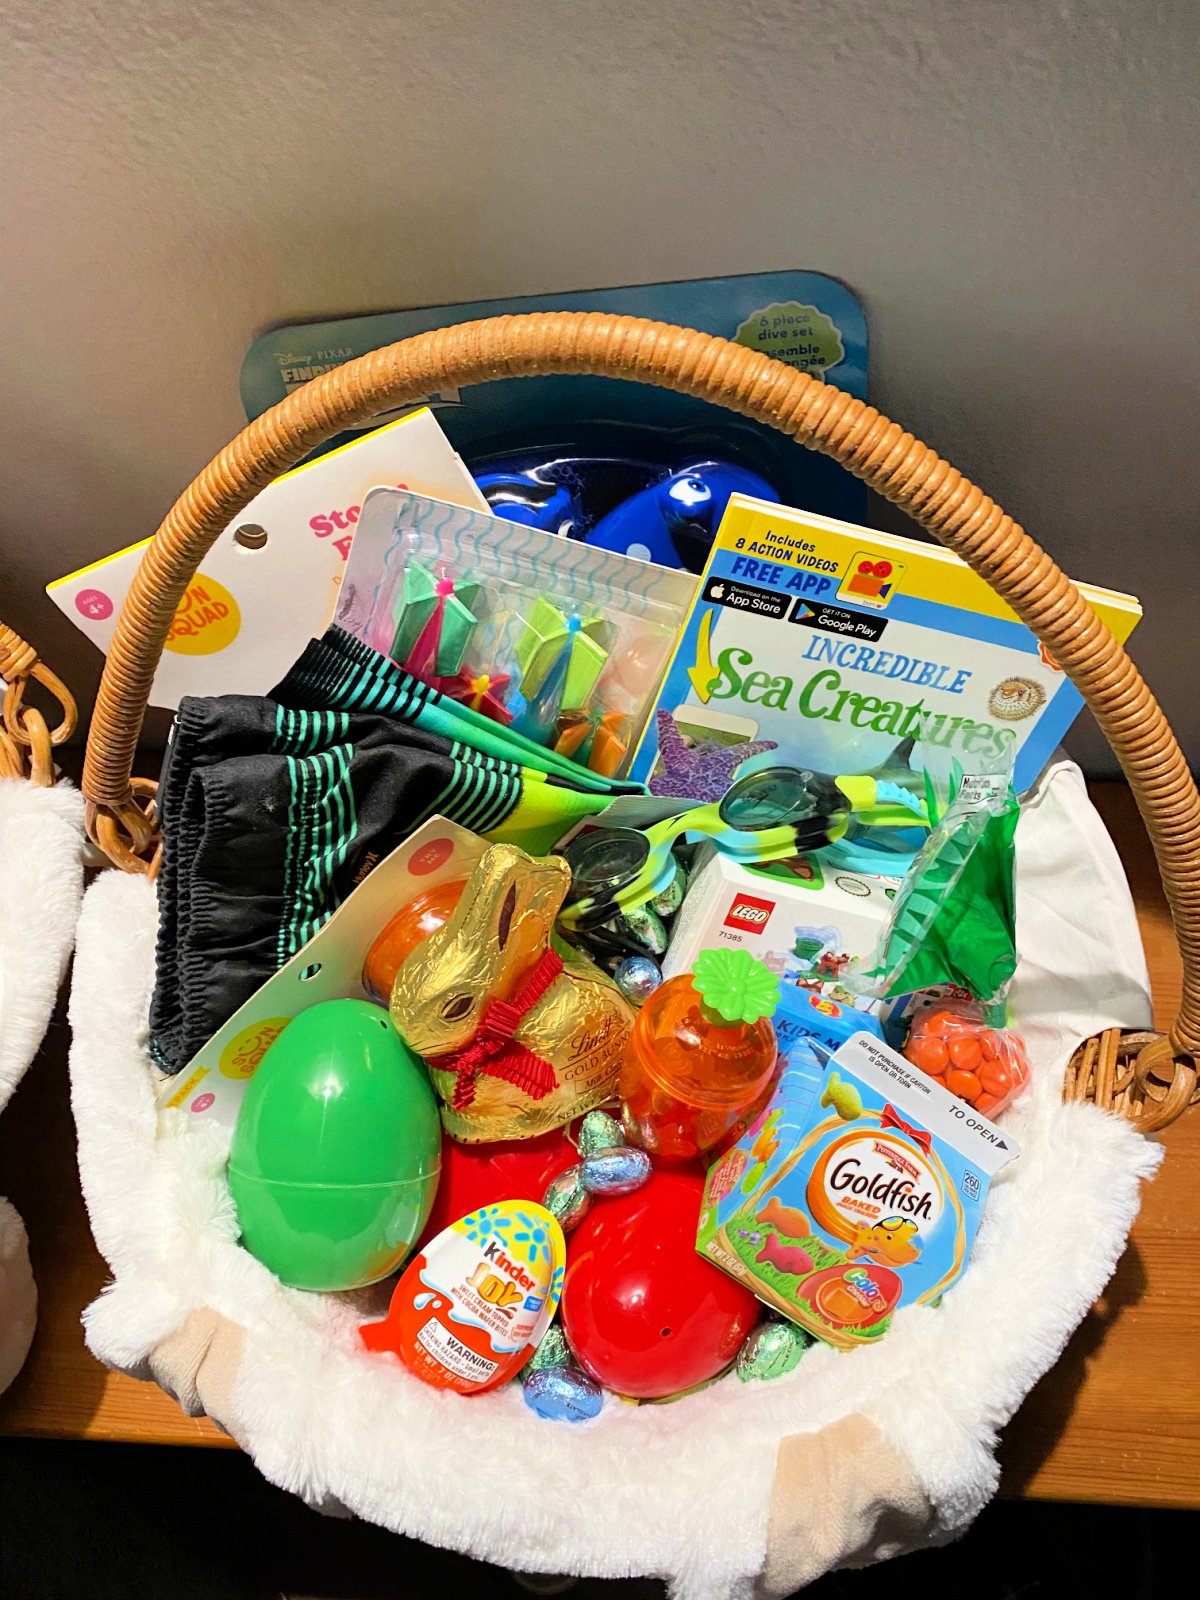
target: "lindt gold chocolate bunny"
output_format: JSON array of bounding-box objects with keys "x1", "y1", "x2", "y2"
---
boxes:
[{"x1": 390, "y1": 843, "x2": 634, "y2": 1142}]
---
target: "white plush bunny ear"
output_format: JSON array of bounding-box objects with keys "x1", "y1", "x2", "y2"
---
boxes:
[
  {"x1": 0, "y1": 1197, "x2": 36, "y2": 1396},
  {"x1": 0, "y1": 779, "x2": 86, "y2": 1109},
  {"x1": 0, "y1": 776, "x2": 86, "y2": 1397}
]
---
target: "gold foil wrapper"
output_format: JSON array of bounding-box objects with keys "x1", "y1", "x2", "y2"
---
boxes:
[{"x1": 390, "y1": 843, "x2": 634, "y2": 1142}]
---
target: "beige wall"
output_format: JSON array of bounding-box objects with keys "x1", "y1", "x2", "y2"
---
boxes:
[{"x1": 2, "y1": 0, "x2": 1197, "y2": 772}]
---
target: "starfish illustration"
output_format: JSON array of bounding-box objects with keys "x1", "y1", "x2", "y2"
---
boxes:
[{"x1": 648, "y1": 710, "x2": 778, "y2": 802}]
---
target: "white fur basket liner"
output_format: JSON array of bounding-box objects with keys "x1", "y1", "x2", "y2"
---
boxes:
[
  {"x1": 0, "y1": 778, "x2": 86, "y2": 1395},
  {"x1": 70, "y1": 760, "x2": 1162, "y2": 1599}
]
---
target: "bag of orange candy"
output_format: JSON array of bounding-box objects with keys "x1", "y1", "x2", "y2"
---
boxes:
[
  {"x1": 863, "y1": 758, "x2": 1029, "y2": 1118},
  {"x1": 904, "y1": 1000, "x2": 1029, "y2": 1117}
]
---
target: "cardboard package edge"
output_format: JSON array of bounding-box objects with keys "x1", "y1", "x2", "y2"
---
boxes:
[
  {"x1": 45, "y1": 410, "x2": 491, "y2": 710},
  {"x1": 47, "y1": 407, "x2": 486, "y2": 591}
]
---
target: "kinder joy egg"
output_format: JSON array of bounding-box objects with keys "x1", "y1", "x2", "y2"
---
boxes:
[
  {"x1": 227, "y1": 1000, "x2": 441, "y2": 1292},
  {"x1": 561, "y1": 1169, "x2": 758, "y2": 1399},
  {"x1": 360, "y1": 1201, "x2": 566, "y2": 1394}
]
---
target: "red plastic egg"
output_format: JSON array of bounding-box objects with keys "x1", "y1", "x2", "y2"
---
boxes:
[
  {"x1": 561, "y1": 1169, "x2": 758, "y2": 1399},
  {"x1": 419, "y1": 1126, "x2": 578, "y2": 1247}
]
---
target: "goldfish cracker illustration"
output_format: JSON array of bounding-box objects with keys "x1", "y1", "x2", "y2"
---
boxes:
[
  {"x1": 360, "y1": 1201, "x2": 566, "y2": 1394},
  {"x1": 751, "y1": 1110, "x2": 783, "y2": 1165},
  {"x1": 757, "y1": 1195, "x2": 810, "y2": 1241},
  {"x1": 697, "y1": 1032, "x2": 1019, "y2": 1349},
  {"x1": 820, "y1": 1071, "x2": 863, "y2": 1122},
  {"x1": 846, "y1": 1216, "x2": 923, "y2": 1268},
  {"x1": 756, "y1": 1235, "x2": 814, "y2": 1277},
  {"x1": 391, "y1": 844, "x2": 635, "y2": 1141}
]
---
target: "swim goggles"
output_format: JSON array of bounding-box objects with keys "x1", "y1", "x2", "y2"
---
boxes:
[{"x1": 559, "y1": 765, "x2": 926, "y2": 930}]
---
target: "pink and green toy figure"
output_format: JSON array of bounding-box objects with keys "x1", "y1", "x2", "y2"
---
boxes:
[
  {"x1": 390, "y1": 562, "x2": 482, "y2": 682},
  {"x1": 227, "y1": 999, "x2": 442, "y2": 1291}
]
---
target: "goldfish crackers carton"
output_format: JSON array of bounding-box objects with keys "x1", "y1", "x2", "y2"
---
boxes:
[{"x1": 697, "y1": 1033, "x2": 1019, "y2": 1348}]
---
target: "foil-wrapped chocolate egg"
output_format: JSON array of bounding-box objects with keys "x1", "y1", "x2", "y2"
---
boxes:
[
  {"x1": 650, "y1": 868, "x2": 686, "y2": 918},
  {"x1": 578, "y1": 1109, "x2": 625, "y2": 1158},
  {"x1": 582, "y1": 1146, "x2": 652, "y2": 1197},
  {"x1": 735, "y1": 1318, "x2": 811, "y2": 1382},
  {"x1": 523, "y1": 1363, "x2": 604, "y2": 1422},
  {"x1": 615, "y1": 906, "x2": 668, "y2": 957},
  {"x1": 527, "y1": 1324, "x2": 571, "y2": 1373},
  {"x1": 614, "y1": 955, "x2": 663, "y2": 1004},
  {"x1": 542, "y1": 1164, "x2": 592, "y2": 1231}
]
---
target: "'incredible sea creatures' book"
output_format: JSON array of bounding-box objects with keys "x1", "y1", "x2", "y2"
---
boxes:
[{"x1": 630, "y1": 496, "x2": 1141, "y2": 795}]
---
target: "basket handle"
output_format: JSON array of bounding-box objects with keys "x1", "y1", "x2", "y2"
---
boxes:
[{"x1": 82, "y1": 312, "x2": 1200, "y2": 1069}]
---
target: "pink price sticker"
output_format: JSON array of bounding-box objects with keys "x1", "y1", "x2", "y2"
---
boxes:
[
  {"x1": 190, "y1": 1093, "x2": 215, "y2": 1114},
  {"x1": 406, "y1": 836, "x2": 453, "y2": 876},
  {"x1": 76, "y1": 588, "x2": 113, "y2": 621}
]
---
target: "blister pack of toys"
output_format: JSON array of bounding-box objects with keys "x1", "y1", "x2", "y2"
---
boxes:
[
  {"x1": 334, "y1": 488, "x2": 695, "y2": 776},
  {"x1": 240, "y1": 271, "x2": 872, "y2": 555},
  {"x1": 46, "y1": 409, "x2": 487, "y2": 708}
]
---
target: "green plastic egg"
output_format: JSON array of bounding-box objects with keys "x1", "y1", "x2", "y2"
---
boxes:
[{"x1": 227, "y1": 999, "x2": 442, "y2": 1291}]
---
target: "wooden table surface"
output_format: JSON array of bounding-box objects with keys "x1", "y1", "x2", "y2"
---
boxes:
[{"x1": 1, "y1": 782, "x2": 1196, "y2": 1507}]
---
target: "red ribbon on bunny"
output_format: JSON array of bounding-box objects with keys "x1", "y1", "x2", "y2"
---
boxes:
[{"x1": 429, "y1": 949, "x2": 564, "y2": 1111}]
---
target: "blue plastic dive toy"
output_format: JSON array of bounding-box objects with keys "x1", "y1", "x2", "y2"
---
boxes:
[
  {"x1": 474, "y1": 455, "x2": 780, "y2": 573},
  {"x1": 586, "y1": 461, "x2": 780, "y2": 568}
]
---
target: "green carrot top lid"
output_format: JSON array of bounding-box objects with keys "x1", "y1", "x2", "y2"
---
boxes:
[{"x1": 692, "y1": 948, "x2": 780, "y2": 1026}]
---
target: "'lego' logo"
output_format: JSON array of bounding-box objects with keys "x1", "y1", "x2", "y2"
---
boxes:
[{"x1": 724, "y1": 894, "x2": 774, "y2": 933}]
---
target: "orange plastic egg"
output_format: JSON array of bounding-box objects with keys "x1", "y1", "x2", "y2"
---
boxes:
[
  {"x1": 363, "y1": 879, "x2": 466, "y2": 1003},
  {"x1": 945, "y1": 1068, "x2": 982, "y2": 1102}
]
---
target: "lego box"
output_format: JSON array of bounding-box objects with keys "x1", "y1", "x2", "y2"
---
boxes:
[
  {"x1": 663, "y1": 844, "x2": 900, "y2": 1014},
  {"x1": 697, "y1": 1033, "x2": 1019, "y2": 1348}
]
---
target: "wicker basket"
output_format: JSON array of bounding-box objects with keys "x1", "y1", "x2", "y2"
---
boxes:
[
  {"x1": 78, "y1": 312, "x2": 1199, "y2": 1133},
  {"x1": 0, "y1": 621, "x2": 76, "y2": 788}
]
